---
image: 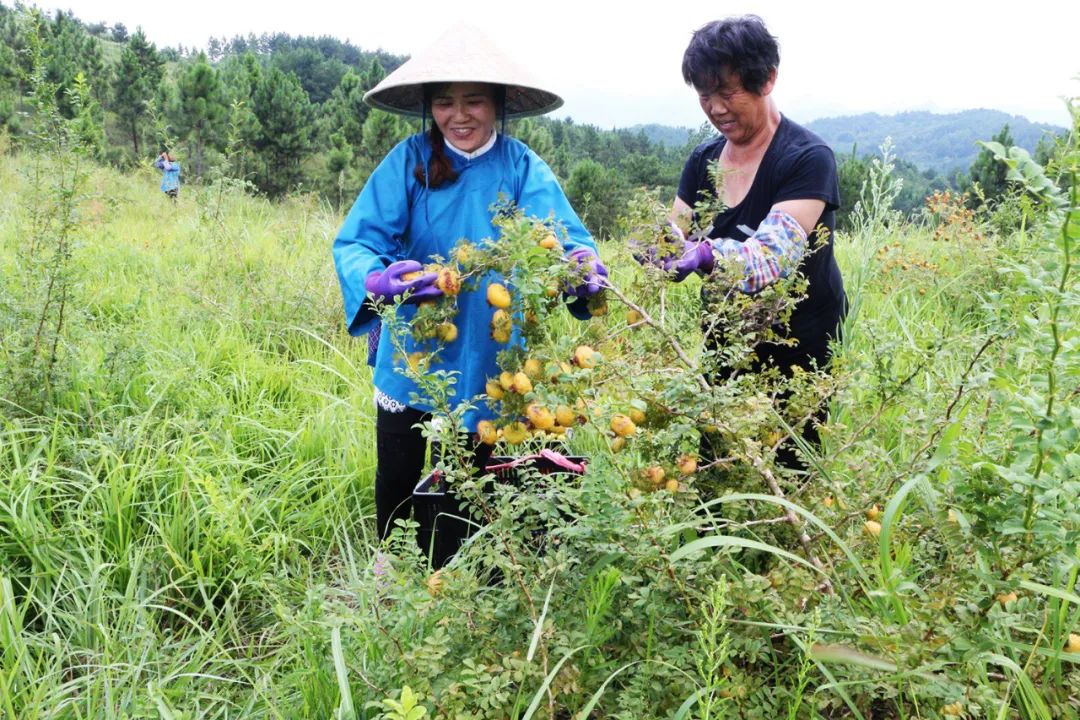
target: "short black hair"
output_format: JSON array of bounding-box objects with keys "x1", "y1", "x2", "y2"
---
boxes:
[{"x1": 681, "y1": 16, "x2": 780, "y2": 96}]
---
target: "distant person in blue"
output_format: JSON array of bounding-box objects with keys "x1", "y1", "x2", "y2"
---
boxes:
[
  {"x1": 333, "y1": 26, "x2": 605, "y2": 545},
  {"x1": 154, "y1": 151, "x2": 180, "y2": 201},
  {"x1": 647, "y1": 15, "x2": 846, "y2": 465}
]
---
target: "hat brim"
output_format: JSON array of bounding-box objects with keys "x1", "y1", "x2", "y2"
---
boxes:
[
  {"x1": 362, "y1": 25, "x2": 564, "y2": 119},
  {"x1": 365, "y1": 82, "x2": 562, "y2": 119}
]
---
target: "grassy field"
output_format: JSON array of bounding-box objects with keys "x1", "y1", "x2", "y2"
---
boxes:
[{"x1": 1, "y1": 126, "x2": 1078, "y2": 720}]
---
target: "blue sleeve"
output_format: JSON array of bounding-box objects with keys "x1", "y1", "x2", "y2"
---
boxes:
[
  {"x1": 512, "y1": 144, "x2": 598, "y2": 320},
  {"x1": 154, "y1": 158, "x2": 165, "y2": 169},
  {"x1": 514, "y1": 146, "x2": 596, "y2": 256},
  {"x1": 333, "y1": 139, "x2": 416, "y2": 336}
]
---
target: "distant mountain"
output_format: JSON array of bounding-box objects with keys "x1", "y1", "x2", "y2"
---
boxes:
[
  {"x1": 631, "y1": 110, "x2": 1066, "y2": 175},
  {"x1": 806, "y1": 110, "x2": 1063, "y2": 173},
  {"x1": 630, "y1": 124, "x2": 694, "y2": 148}
]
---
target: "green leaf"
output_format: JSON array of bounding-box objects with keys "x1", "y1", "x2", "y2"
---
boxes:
[{"x1": 669, "y1": 534, "x2": 821, "y2": 572}]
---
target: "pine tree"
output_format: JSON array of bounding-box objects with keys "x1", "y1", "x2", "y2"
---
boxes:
[
  {"x1": 250, "y1": 67, "x2": 312, "y2": 196},
  {"x1": 323, "y1": 70, "x2": 369, "y2": 149},
  {"x1": 359, "y1": 108, "x2": 408, "y2": 173},
  {"x1": 111, "y1": 29, "x2": 164, "y2": 156},
  {"x1": 174, "y1": 53, "x2": 226, "y2": 177}
]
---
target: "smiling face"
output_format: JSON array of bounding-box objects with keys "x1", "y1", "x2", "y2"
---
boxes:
[
  {"x1": 430, "y1": 82, "x2": 498, "y2": 153},
  {"x1": 696, "y1": 71, "x2": 775, "y2": 147}
]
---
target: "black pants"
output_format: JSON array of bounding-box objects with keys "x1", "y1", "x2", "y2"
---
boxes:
[
  {"x1": 375, "y1": 406, "x2": 493, "y2": 542},
  {"x1": 375, "y1": 405, "x2": 431, "y2": 540},
  {"x1": 701, "y1": 306, "x2": 843, "y2": 472}
]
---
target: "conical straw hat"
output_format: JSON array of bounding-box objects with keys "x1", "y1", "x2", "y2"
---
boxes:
[{"x1": 364, "y1": 25, "x2": 563, "y2": 119}]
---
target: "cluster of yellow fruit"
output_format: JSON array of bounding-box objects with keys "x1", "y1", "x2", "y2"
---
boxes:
[
  {"x1": 487, "y1": 282, "x2": 513, "y2": 343},
  {"x1": 627, "y1": 454, "x2": 698, "y2": 496},
  {"x1": 402, "y1": 265, "x2": 463, "y2": 349},
  {"x1": 863, "y1": 504, "x2": 882, "y2": 538},
  {"x1": 402, "y1": 265, "x2": 462, "y2": 297},
  {"x1": 411, "y1": 300, "x2": 459, "y2": 344},
  {"x1": 478, "y1": 345, "x2": 600, "y2": 446}
]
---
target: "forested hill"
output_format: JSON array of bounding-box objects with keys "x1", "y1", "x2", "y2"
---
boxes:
[
  {"x1": 631, "y1": 109, "x2": 1065, "y2": 174},
  {"x1": 805, "y1": 110, "x2": 1064, "y2": 172}
]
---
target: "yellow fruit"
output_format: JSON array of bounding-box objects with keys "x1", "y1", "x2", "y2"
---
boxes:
[
  {"x1": 664, "y1": 479, "x2": 680, "y2": 493},
  {"x1": 502, "y1": 422, "x2": 528, "y2": 445},
  {"x1": 628, "y1": 407, "x2": 646, "y2": 425},
  {"x1": 498, "y1": 371, "x2": 515, "y2": 391},
  {"x1": 491, "y1": 309, "x2": 512, "y2": 343},
  {"x1": 491, "y1": 308, "x2": 512, "y2": 334},
  {"x1": 555, "y1": 405, "x2": 576, "y2": 427},
  {"x1": 476, "y1": 421, "x2": 498, "y2": 445},
  {"x1": 645, "y1": 465, "x2": 666, "y2": 487},
  {"x1": 866, "y1": 504, "x2": 881, "y2": 521},
  {"x1": 1065, "y1": 633, "x2": 1080, "y2": 653},
  {"x1": 485, "y1": 380, "x2": 504, "y2": 400},
  {"x1": 996, "y1": 591, "x2": 1018, "y2": 607},
  {"x1": 435, "y1": 267, "x2": 461, "y2": 296},
  {"x1": 454, "y1": 242, "x2": 476, "y2": 266},
  {"x1": 676, "y1": 455, "x2": 698, "y2": 475},
  {"x1": 487, "y1": 282, "x2": 512, "y2": 309},
  {"x1": 549, "y1": 424, "x2": 567, "y2": 436},
  {"x1": 625, "y1": 308, "x2": 644, "y2": 326},
  {"x1": 402, "y1": 271, "x2": 423, "y2": 282},
  {"x1": 525, "y1": 404, "x2": 555, "y2": 431},
  {"x1": 511, "y1": 372, "x2": 533, "y2": 395},
  {"x1": 573, "y1": 345, "x2": 598, "y2": 368},
  {"x1": 610, "y1": 414, "x2": 637, "y2": 437},
  {"x1": 523, "y1": 358, "x2": 543, "y2": 379},
  {"x1": 941, "y1": 702, "x2": 963, "y2": 717},
  {"x1": 544, "y1": 284, "x2": 560, "y2": 298},
  {"x1": 588, "y1": 295, "x2": 608, "y2": 316},
  {"x1": 426, "y1": 569, "x2": 446, "y2": 597},
  {"x1": 823, "y1": 496, "x2": 834, "y2": 508},
  {"x1": 539, "y1": 235, "x2": 559, "y2": 250},
  {"x1": 627, "y1": 487, "x2": 642, "y2": 499},
  {"x1": 436, "y1": 322, "x2": 458, "y2": 343},
  {"x1": 864, "y1": 520, "x2": 882, "y2": 537},
  {"x1": 405, "y1": 352, "x2": 425, "y2": 373},
  {"x1": 947, "y1": 509, "x2": 959, "y2": 524},
  {"x1": 610, "y1": 436, "x2": 626, "y2": 453}
]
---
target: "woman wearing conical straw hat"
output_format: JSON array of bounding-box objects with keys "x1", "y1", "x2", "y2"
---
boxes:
[{"x1": 333, "y1": 26, "x2": 605, "y2": 560}]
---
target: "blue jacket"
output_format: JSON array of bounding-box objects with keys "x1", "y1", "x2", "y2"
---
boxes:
[
  {"x1": 154, "y1": 158, "x2": 180, "y2": 192},
  {"x1": 333, "y1": 132, "x2": 596, "y2": 430}
]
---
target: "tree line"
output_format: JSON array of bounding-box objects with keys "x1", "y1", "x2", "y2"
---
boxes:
[{"x1": 0, "y1": 4, "x2": 1065, "y2": 237}]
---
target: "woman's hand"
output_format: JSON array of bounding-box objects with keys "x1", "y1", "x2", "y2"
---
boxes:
[
  {"x1": 364, "y1": 260, "x2": 443, "y2": 304},
  {"x1": 631, "y1": 222, "x2": 714, "y2": 282},
  {"x1": 564, "y1": 248, "x2": 609, "y2": 297}
]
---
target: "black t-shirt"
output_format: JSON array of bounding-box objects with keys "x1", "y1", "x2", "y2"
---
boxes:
[{"x1": 678, "y1": 115, "x2": 846, "y2": 367}]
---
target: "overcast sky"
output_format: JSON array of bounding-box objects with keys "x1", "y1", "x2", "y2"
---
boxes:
[{"x1": 50, "y1": 0, "x2": 1080, "y2": 130}]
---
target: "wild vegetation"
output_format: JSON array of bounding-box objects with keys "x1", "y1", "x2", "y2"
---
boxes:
[{"x1": 1, "y1": 4, "x2": 1079, "y2": 719}]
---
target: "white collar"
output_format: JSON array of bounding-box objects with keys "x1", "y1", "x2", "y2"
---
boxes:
[{"x1": 445, "y1": 130, "x2": 498, "y2": 160}]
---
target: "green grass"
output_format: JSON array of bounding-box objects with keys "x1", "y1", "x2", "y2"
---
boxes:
[{"x1": 2, "y1": 149, "x2": 1078, "y2": 719}]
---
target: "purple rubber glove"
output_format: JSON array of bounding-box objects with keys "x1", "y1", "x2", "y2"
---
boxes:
[
  {"x1": 665, "y1": 240, "x2": 716, "y2": 282},
  {"x1": 364, "y1": 260, "x2": 443, "y2": 304},
  {"x1": 630, "y1": 222, "x2": 715, "y2": 282},
  {"x1": 565, "y1": 248, "x2": 609, "y2": 298}
]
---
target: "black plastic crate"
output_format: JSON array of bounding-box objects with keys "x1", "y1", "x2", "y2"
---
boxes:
[{"x1": 413, "y1": 453, "x2": 587, "y2": 568}]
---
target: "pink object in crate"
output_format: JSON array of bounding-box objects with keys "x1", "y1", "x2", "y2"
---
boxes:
[{"x1": 484, "y1": 450, "x2": 587, "y2": 474}]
